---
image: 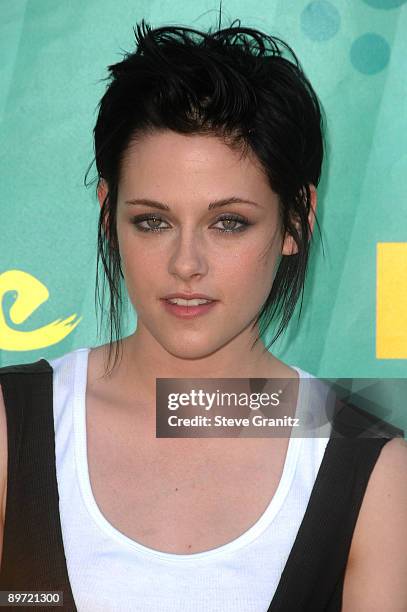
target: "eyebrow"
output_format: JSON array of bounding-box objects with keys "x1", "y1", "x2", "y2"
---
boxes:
[{"x1": 124, "y1": 197, "x2": 262, "y2": 211}]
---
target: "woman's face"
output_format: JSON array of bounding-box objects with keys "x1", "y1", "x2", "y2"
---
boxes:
[{"x1": 99, "y1": 130, "x2": 296, "y2": 360}]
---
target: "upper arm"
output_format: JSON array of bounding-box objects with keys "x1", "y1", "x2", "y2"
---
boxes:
[
  {"x1": 0, "y1": 383, "x2": 7, "y2": 571},
  {"x1": 342, "y1": 437, "x2": 407, "y2": 612}
]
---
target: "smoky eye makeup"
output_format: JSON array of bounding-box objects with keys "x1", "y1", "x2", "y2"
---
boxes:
[{"x1": 129, "y1": 213, "x2": 253, "y2": 235}]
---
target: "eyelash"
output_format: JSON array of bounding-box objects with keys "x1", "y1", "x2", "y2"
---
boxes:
[{"x1": 130, "y1": 214, "x2": 251, "y2": 235}]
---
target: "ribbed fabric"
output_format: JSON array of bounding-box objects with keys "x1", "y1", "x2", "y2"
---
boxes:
[{"x1": 0, "y1": 350, "x2": 403, "y2": 612}]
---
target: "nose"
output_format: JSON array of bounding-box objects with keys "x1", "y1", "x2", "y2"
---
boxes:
[{"x1": 167, "y1": 229, "x2": 209, "y2": 281}]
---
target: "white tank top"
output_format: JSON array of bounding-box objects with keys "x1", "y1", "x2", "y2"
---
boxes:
[{"x1": 48, "y1": 347, "x2": 331, "y2": 612}]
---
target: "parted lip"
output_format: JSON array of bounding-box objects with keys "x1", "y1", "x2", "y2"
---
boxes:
[{"x1": 162, "y1": 293, "x2": 217, "y2": 301}]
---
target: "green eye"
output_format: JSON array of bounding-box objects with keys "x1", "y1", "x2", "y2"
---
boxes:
[
  {"x1": 130, "y1": 215, "x2": 170, "y2": 232},
  {"x1": 213, "y1": 215, "x2": 249, "y2": 233}
]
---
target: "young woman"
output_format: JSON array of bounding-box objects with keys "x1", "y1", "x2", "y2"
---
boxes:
[{"x1": 1, "y1": 19, "x2": 406, "y2": 612}]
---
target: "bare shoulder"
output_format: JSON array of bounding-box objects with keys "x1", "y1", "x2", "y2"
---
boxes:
[{"x1": 343, "y1": 437, "x2": 407, "y2": 611}]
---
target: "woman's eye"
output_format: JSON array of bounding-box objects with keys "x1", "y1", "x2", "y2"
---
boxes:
[
  {"x1": 131, "y1": 216, "x2": 169, "y2": 232},
  {"x1": 130, "y1": 214, "x2": 250, "y2": 234},
  {"x1": 213, "y1": 216, "x2": 249, "y2": 233}
]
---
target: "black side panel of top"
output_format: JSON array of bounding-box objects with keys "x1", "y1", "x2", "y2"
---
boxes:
[
  {"x1": 0, "y1": 361, "x2": 78, "y2": 612},
  {"x1": 267, "y1": 398, "x2": 404, "y2": 612}
]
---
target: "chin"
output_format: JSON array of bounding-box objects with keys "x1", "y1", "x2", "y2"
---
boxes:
[{"x1": 159, "y1": 336, "x2": 225, "y2": 361}]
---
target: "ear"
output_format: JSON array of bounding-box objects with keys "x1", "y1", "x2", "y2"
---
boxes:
[
  {"x1": 281, "y1": 184, "x2": 317, "y2": 256},
  {"x1": 97, "y1": 178, "x2": 110, "y2": 241},
  {"x1": 97, "y1": 178, "x2": 108, "y2": 210}
]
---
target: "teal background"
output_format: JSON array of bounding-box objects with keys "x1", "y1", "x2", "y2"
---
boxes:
[{"x1": 0, "y1": 1, "x2": 406, "y2": 429}]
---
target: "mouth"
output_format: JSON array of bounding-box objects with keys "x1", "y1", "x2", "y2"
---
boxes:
[{"x1": 160, "y1": 298, "x2": 219, "y2": 319}]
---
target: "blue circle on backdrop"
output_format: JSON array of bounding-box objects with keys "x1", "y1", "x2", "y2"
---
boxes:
[
  {"x1": 350, "y1": 33, "x2": 390, "y2": 74},
  {"x1": 363, "y1": 0, "x2": 406, "y2": 9},
  {"x1": 301, "y1": 1, "x2": 341, "y2": 42}
]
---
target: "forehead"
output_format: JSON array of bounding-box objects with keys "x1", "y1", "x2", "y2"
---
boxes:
[{"x1": 118, "y1": 130, "x2": 271, "y2": 197}]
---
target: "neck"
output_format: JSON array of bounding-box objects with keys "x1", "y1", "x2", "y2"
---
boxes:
[{"x1": 98, "y1": 327, "x2": 296, "y2": 405}]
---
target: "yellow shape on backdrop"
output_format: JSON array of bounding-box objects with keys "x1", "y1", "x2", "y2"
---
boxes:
[
  {"x1": 377, "y1": 243, "x2": 407, "y2": 359},
  {"x1": 0, "y1": 269, "x2": 82, "y2": 351}
]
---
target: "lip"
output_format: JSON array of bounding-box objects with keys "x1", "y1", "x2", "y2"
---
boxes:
[
  {"x1": 160, "y1": 298, "x2": 219, "y2": 319},
  {"x1": 162, "y1": 293, "x2": 217, "y2": 300}
]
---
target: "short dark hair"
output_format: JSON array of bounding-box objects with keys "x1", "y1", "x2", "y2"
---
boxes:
[{"x1": 86, "y1": 18, "x2": 325, "y2": 376}]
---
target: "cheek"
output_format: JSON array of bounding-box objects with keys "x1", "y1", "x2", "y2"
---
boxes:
[
  {"x1": 219, "y1": 244, "x2": 277, "y2": 301},
  {"x1": 117, "y1": 232, "x2": 160, "y2": 298}
]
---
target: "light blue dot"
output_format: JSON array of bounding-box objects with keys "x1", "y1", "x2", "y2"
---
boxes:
[
  {"x1": 301, "y1": 1, "x2": 341, "y2": 42},
  {"x1": 363, "y1": 0, "x2": 406, "y2": 9},
  {"x1": 350, "y1": 33, "x2": 390, "y2": 75}
]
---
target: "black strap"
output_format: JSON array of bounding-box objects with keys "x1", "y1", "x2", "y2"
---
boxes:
[
  {"x1": 267, "y1": 399, "x2": 404, "y2": 611},
  {"x1": 0, "y1": 360, "x2": 77, "y2": 611}
]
